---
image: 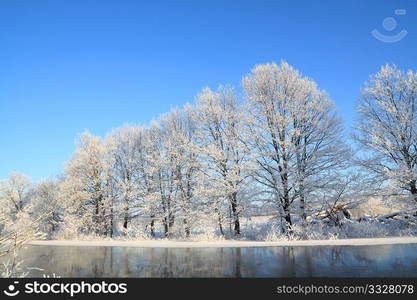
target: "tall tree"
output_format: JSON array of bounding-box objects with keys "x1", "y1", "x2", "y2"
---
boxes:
[
  {"x1": 243, "y1": 61, "x2": 347, "y2": 230},
  {"x1": 355, "y1": 64, "x2": 417, "y2": 205},
  {"x1": 288, "y1": 75, "x2": 348, "y2": 221},
  {"x1": 106, "y1": 126, "x2": 143, "y2": 231},
  {"x1": 30, "y1": 179, "x2": 63, "y2": 237},
  {"x1": 147, "y1": 122, "x2": 177, "y2": 237},
  {"x1": 135, "y1": 127, "x2": 159, "y2": 237},
  {"x1": 193, "y1": 86, "x2": 252, "y2": 236},
  {"x1": 160, "y1": 107, "x2": 200, "y2": 237},
  {"x1": 61, "y1": 131, "x2": 114, "y2": 237}
]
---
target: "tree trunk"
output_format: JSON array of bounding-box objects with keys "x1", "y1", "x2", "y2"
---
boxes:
[
  {"x1": 162, "y1": 213, "x2": 175, "y2": 238},
  {"x1": 298, "y1": 174, "x2": 306, "y2": 221},
  {"x1": 279, "y1": 159, "x2": 292, "y2": 232},
  {"x1": 299, "y1": 192, "x2": 306, "y2": 221},
  {"x1": 169, "y1": 214, "x2": 175, "y2": 228},
  {"x1": 150, "y1": 216, "x2": 155, "y2": 237},
  {"x1": 101, "y1": 198, "x2": 107, "y2": 236},
  {"x1": 228, "y1": 205, "x2": 232, "y2": 235},
  {"x1": 184, "y1": 218, "x2": 190, "y2": 238},
  {"x1": 284, "y1": 210, "x2": 292, "y2": 228},
  {"x1": 123, "y1": 201, "x2": 129, "y2": 232},
  {"x1": 163, "y1": 217, "x2": 169, "y2": 237},
  {"x1": 95, "y1": 200, "x2": 100, "y2": 235},
  {"x1": 230, "y1": 192, "x2": 240, "y2": 236},
  {"x1": 51, "y1": 212, "x2": 56, "y2": 232},
  {"x1": 410, "y1": 180, "x2": 417, "y2": 202},
  {"x1": 283, "y1": 199, "x2": 292, "y2": 233},
  {"x1": 215, "y1": 207, "x2": 224, "y2": 236},
  {"x1": 110, "y1": 206, "x2": 114, "y2": 238},
  {"x1": 410, "y1": 181, "x2": 417, "y2": 216}
]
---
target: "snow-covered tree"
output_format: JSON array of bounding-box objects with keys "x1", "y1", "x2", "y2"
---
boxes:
[
  {"x1": 193, "y1": 86, "x2": 253, "y2": 236},
  {"x1": 0, "y1": 212, "x2": 42, "y2": 277},
  {"x1": 288, "y1": 77, "x2": 349, "y2": 221},
  {"x1": 159, "y1": 107, "x2": 201, "y2": 237},
  {"x1": 0, "y1": 173, "x2": 43, "y2": 277},
  {"x1": 30, "y1": 179, "x2": 63, "y2": 238},
  {"x1": 147, "y1": 121, "x2": 177, "y2": 237},
  {"x1": 134, "y1": 126, "x2": 160, "y2": 237},
  {"x1": 242, "y1": 61, "x2": 348, "y2": 230},
  {"x1": 355, "y1": 64, "x2": 417, "y2": 205},
  {"x1": 61, "y1": 131, "x2": 115, "y2": 237},
  {"x1": 105, "y1": 126, "x2": 144, "y2": 231},
  {"x1": 0, "y1": 172, "x2": 32, "y2": 215}
]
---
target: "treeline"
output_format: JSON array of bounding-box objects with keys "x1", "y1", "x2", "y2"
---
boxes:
[{"x1": 1, "y1": 61, "x2": 416, "y2": 239}]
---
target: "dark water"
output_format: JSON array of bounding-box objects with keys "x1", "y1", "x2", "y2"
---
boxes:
[{"x1": 14, "y1": 244, "x2": 417, "y2": 277}]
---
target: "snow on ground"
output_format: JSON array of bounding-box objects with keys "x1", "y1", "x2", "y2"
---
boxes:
[
  {"x1": 28, "y1": 236, "x2": 417, "y2": 248},
  {"x1": 48, "y1": 212, "x2": 417, "y2": 243},
  {"x1": 238, "y1": 214, "x2": 417, "y2": 241}
]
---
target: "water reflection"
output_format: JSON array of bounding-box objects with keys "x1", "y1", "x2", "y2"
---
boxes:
[{"x1": 13, "y1": 244, "x2": 417, "y2": 277}]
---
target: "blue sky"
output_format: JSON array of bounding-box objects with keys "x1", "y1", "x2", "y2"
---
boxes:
[{"x1": 1, "y1": 0, "x2": 416, "y2": 181}]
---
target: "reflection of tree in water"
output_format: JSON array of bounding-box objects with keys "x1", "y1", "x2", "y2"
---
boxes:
[
  {"x1": 121, "y1": 248, "x2": 228, "y2": 277},
  {"x1": 234, "y1": 248, "x2": 241, "y2": 277},
  {"x1": 264, "y1": 247, "x2": 302, "y2": 277},
  {"x1": 323, "y1": 245, "x2": 394, "y2": 276},
  {"x1": 293, "y1": 246, "x2": 375, "y2": 276},
  {"x1": 10, "y1": 244, "x2": 417, "y2": 277},
  {"x1": 264, "y1": 244, "x2": 417, "y2": 277},
  {"x1": 124, "y1": 247, "x2": 253, "y2": 277}
]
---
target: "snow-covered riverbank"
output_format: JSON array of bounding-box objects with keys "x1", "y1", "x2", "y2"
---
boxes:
[{"x1": 28, "y1": 236, "x2": 417, "y2": 248}]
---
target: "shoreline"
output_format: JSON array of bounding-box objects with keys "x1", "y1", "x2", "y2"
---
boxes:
[{"x1": 27, "y1": 236, "x2": 417, "y2": 248}]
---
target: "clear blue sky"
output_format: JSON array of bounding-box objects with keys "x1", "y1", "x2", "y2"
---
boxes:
[{"x1": 1, "y1": 0, "x2": 416, "y2": 181}]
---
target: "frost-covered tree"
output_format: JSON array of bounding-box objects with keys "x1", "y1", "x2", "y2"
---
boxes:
[
  {"x1": 288, "y1": 77, "x2": 348, "y2": 221},
  {"x1": 0, "y1": 173, "x2": 42, "y2": 277},
  {"x1": 30, "y1": 179, "x2": 63, "y2": 237},
  {"x1": 242, "y1": 61, "x2": 348, "y2": 230},
  {"x1": 134, "y1": 126, "x2": 160, "y2": 237},
  {"x1": 146, "y1": 121, "x2": 177, "y2": 237},
  {"x1": 0, "y1": 172, "x2": 31, "y2": 215},
  {"x1": 193, "y1": 87, "x2": 253, "y2": 236},
  {"x1": 61, "y1": 131, "x2": 115, "y2": 237},
  {"x1": 0, "y1": 212, "x2": 42, "y2": 277},
  {"x1": 355, "y1": 64, "x2": 417, "y2": 205},
  {"x1": 105, "y1": 126, "x2": 144, "y2": 231},
  {"x1": 160, "y1": 107, "x2": 201, "y2": 237}
]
